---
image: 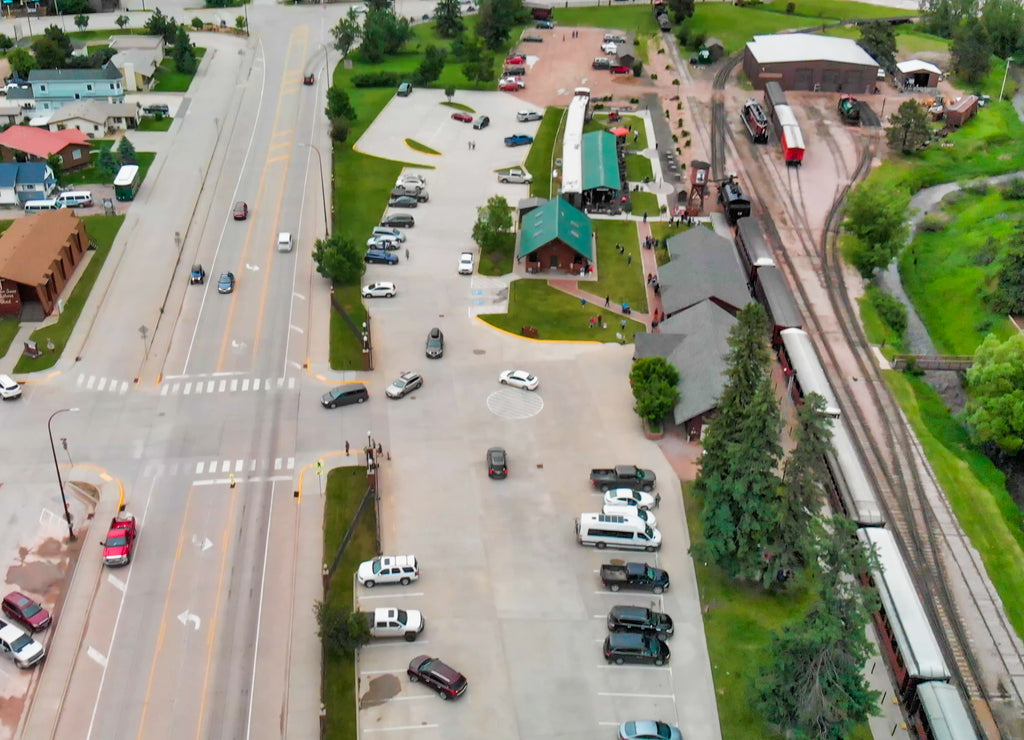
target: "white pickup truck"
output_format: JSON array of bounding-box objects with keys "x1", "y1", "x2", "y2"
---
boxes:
[
  {"x1": 497, "y1": 167, "x2": 533, "y2": 184},
  {"x1": 361, "y1": 607, "x2": 425, "y2": 641}
]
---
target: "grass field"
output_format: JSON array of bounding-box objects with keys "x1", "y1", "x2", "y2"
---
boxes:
[
  {"x1": 152, "y1": 49, "x2": 207, "y2": 93},
  {"x1": 136, "y1": 117, "x2": 174, "y2": 132},
  {"x1": 0, "y1": 316, "x2": 19, "y2": 362},
  {"x1": 625, "y1": 153, "x2": 654, "y2": 182},
  {"x1": 61, "y1": 149, "x2": 156, "y2": 189},
  {"x1": 322, "y1": 466, "x2": 378, "y2": 740},
  {"x1": 591, "y1": 219, "x2": 648, "y2": 313},
  {"x1": 479, "y1": 278, "x2": 645, "y2": 342},
  {"x1": 760, "y1": 0, "x2": 900, "y2": 19},
  {"x1": 525, "y1": 108, "x2": 564, "y2": 199},
  {"x1": 898, "y1": 187, "x2": 1021, "y2": 355},
  {"x1": 404, "y1": 138, "x2": 441, "y2": 155},
  {"x1": 329, "y1": 284, "x2": 371, "y2": 371},
  {"x1": 678, "y1": 5, "x2": 822, "y2": 54},
  {"x1": 477, "y1": 232, "x2": 515, "y2": 276},
  {"x1": 13, "y1": 215, "x2": 125, "y2": 373},
  {"x1": 630, "y1": 190, "x2": 659, "y2": 217},
  {"x1": 554, "y1": 4, "x2": 661, "y2": 36}
]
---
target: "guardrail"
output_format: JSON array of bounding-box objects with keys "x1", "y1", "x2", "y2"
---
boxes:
[{"x1": 890, "y1": 354, "x2": 975, "y2": 371}]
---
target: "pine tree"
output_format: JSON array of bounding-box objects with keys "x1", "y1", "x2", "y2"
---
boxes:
[{"x1": 117, "y1": 136, "x2": 137, "y2": 165}]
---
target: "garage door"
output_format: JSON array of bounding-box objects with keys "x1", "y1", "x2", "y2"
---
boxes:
[{"x1": 794, "y1": 69, "x2": 812, "y2": 90}]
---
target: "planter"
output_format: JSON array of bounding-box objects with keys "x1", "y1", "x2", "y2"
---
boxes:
[{"x1": 642, "y1": 418, "x2": 665, "y2": 440}]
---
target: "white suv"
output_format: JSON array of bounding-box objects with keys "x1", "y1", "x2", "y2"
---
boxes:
[
  {"x1": 361, "y1": 282, "x2": 397, "y2": 298},
  {"x1": 0, "y1": 374, "x2": 21, "y2": 400},
  {"x1": 458, "y1": 252, "x2": 474, "y2": 275},
  {"x1": 0, "y1": 622, "x2": 44, "y2": 668},
  {"x1": 358, "y1": 555, "x2": 419, "y2": 587}
]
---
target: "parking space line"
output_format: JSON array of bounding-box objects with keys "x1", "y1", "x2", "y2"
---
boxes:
[
  {"x1": 359, "y1": 668, "x2": 407, "y2": 675},
  {"x1": 597, "y1": 692, "x2": 675, "y2": 698},
  {"x1": 596, "y1": 664, "x2": 671, "y2": 671},
  {"x1": 363, "y1": 723, "x2": 439, "y2": 732},
  {"x1": 357, "y1": 592, "x2": 425, "y2": 600},
  {"x1": 361, "y1": 640, "x2": 429, "y2": 649}
]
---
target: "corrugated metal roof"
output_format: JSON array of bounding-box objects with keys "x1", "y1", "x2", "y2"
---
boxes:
[
  {"x1": 581, "y1": 130, "x2": 620, "y2": 191},
  {"x1": 518, "y1": 197, "x2": 594, "y2": 260},
  {"x1": 747, "y1": 33, "x2": 879, "y2": 67},
  {"x1": 661, "y1": 226, "x2": 751, "y2": 314},
  {"x1": 561, "y1": 93, "x2": 589, "y2": 194},
  {"x1": 897, "y1": 59, "x2": 941, "y2": 75}
]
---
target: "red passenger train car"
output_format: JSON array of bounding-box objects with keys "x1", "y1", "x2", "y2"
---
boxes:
[{"x1": 775, "y1": 104, "x2": 805, "y2": 165}]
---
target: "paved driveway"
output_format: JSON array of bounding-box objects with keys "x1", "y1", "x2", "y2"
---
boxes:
[{"x1": 352, "y1": 88, "x2": 721, "y2": 740}]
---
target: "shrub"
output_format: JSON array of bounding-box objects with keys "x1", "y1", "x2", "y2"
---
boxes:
[
  {"x1": 915, "y1": 213, "x2": 949, "y2": 233},
  {"x1": 868, "y1": 286, "x2": 908, "y2": 337},
  {"x1": 329, "y1": 117, "x2": 350, "y2": 142},
  {"x1": 629, "y1": 97, "x2": 640, "y2": 104},
  {"x1": 785, "y1": 1, "x2": 795, "y2": 12},
  {"x1": 691, "y1": 33, "x2": 706, "y2": 51},
  {"x1": 1002, "y1": 178, "x2": 1024, "y2": 200},
  {"x1": 191, "y1": 17, "x2": 204, "y2": 29},
  {"x1": 964, "y1": 182, "x2": 989, "y2": 197},
  {"x1": 352, "y1": 71, "x2": 401, "y2": 87},
  {"x1": 974, "y1": 238, "x2": 999, "y2": 266},
  {"x1": 650, "y1": 73, "x2": 658, "y2": 80}
]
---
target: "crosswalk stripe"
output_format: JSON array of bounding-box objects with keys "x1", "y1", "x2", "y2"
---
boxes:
[
  {"x1": 184, "y1": 382, "x2": 192, "y2": 395},
  {"x1": 235, "y1": 459, "x2": 244, "y2": 472},
  {"x1": 230, "y1": 379, "x2": 238, "y2": 392},
  {"x1": 87, "y1": 375, "x2": 96, "y2": 390},
  {"x1": 220, "y1": 460, "x2": 230, "y2": 473},
  {"x1": 97, "y1": 378, "x2": 107, "y2": 391},
  {"x1": 196, "y1": 462, "x2": 204, "y2": 474},
  {"x1": 207, "y1": 381, "x2": 215, "y2": 393},
  {"x1": 76, "y1": 374, "x2": 84, "y2": 389},
  {"x1": 254, "y1": 378, "x2": 261, "y2": 391},
  {"x1": 274, "y1": 458, "x2": 282, "y2": 471},
  {"x1": 287, "y1": 457, "x2": 295, "y2": 469},
  {"x1": 219, "y1": 380, "x2": 227, "y2": 393},
  {"x1": 242, "y1": 379, "x2": 250, "y2": 391}
]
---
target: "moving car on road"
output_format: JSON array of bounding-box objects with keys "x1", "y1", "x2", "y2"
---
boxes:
[
  {"x1": 425, "y1": 327, "x2": 444, "y2": 358},
  {"x1": 499, "y1": 369, "x2": 539, "y2": 390},
  {"x1": 0, "y1": 374, "x2": 22, "y2": 400},
  {"x1": 357, "y1": 555, "x2": 419, "y2": 587},
  {"x1": 407, "y1": 655, "x2": 468, "y2": 699},
  {"x1": 321, "y1": 384, "x2": 369, "y2": 408},
  {"x1": 102, "y1": 514, "x2": 138, "y2": 567},
  {"x1": 365, "y1": 249, "x2": 399, "y2": 265},
  {"x1": 362, "y1": 281, "x2": 397, "y2": 298},
  {"x1": 504, "y1": 134, "x2": 534, "y2": 147},
  {"x1": 233, "y1": 201, "x2": 248, "y2": 220},
  {"x1": 189, "y1": 264, "x2": 205, "y2": 285},
  {"x1": 458, "y1": 252, "x2": 474, "y2": 275},
  {"x1": 487, "y1": 447, "x2": 508, "y2": 479},
  {"x1": 2, "y1": 592, "x2": 51, "y2": 632},
  {"x1": 217, "y1": 272, "x2": 235, "y2": 294},
  {"x1": 386, "y1": 371, "x2": 423, "y2": 399}
]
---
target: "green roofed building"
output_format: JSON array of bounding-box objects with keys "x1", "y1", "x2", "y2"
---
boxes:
[
  {"x1": 518, "y1": 197, "x2": 594, "y2": 275},
  {"x1": 562, "y1": 130, "x2": 626, "y2": 214}
]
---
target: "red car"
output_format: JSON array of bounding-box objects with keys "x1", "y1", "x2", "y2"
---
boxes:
[
  {"x1": 233, "y1": 201, "x2": 248, "y2": 220},
  {"x1": 2, "y1": 592, "x2": 51, "y2": 632},
  {"x1": 499, "y1": 81, "x2": 519, "y2": 92},
  {"x1": 451, "y1": 112, "x2": 473, "y2": 122},
  {"x1": 611, "y1": 65, "x2": 631, "y2": 75},
  {"x1": 505, "y1": 55, "x2": 525, "y2": 65}
]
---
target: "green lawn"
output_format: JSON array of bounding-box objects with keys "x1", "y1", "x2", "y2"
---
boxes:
[
  {"x1": 625, "y1": 153, "x2": 653, "y2": 182},
  {"x1": 14, "y1": 215, "x2": 125, "y2": 373},
  {"x1": 479, "y1": 279, "x2": 645, "y2": 342},
  {"x1": 152, "y1": 48, "x2": 206, "y2": 93},
  {"x1": 0, "y1": 316, "x2": 19, "y2": 362},
  {"x1": 525, "y1": 107, "x2": 564, "y2": 199},
  {"x1": 857, "y1": 284, "x2": 908, "y2": 358},
  {"x1": 886, "y1": 372, "x2": 1024, "y2": 639},
  {"x1": 554, "y1": 4, "x2": 661, "y2": 36},
  {"x1": 404, "y1": 138, "x2": 441, "y2": 155},
  {"x1": 478, "y1": 232, "x2": 515, "y2": 276},
  {"x1": 630, "y1": 191, "x2": 659, "y2": 218},
  {"x1": 322, "y1": 466, "x2": 378, "y2": 740},
  {"x1": 898, "y1": 188, "x2": 1021, "y2": 355},
  {"x1": 61, "y1": 149, "x2": 156, "y2": 189},
  {"x1": 136, "y1": 116, "x2": 173, "y2": 132},
  {"x1": 328, "y1": 284, "x2": 371, "y2": 371},
  {"x1": 680, "y1": 4, "x2": 822, "y2": 54},
  {"x1": 894, "y1": 27, "x2": 952, "y2": 56},
  {"x1": 760, "y1": 0, "x2": 899, "y2": 19},
  {"x1": 590, "y1": 219, "x2": 648, "y2": 313},
  {"x1": 441, "y1": 100, "x2": 475, "y2": 113}
]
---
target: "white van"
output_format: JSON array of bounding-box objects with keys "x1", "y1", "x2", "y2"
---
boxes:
[
  {"x1": 575, "y1": 513, "x2": 662, "y2": 551},
  {"x1": 54, "y1": 190, "x2": 93, "y2": 208},
  {"x1": 603, "y1": 33, "x2": 626, "y2": 43},
  {"x1": 277, "y1": 232, "x2": 293, "y2": 252},
  {"x1": 23, "y1": 199, "x2": 62, "y2": 213},
  {"x1": 603, "y1": 503, "x2": 658, "y2": 528}
]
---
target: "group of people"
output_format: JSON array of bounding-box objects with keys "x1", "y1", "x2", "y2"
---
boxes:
[
  {"x1": 646, "y1": 273, "x2": 661, "y2": 295},
  {"x1": 642, "y1": 235, "x2": 659, "y2": 250}
]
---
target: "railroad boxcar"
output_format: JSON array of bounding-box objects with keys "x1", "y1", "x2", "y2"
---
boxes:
[
  {"x1": 741, "y1": 99, "x2": 769, "y2": 144},
  {"x1": 914, "y1": 682, "x2": 979, "y2": 740},
  {"x1": 717, "y1": 179, "x2": 751, "y2": 225},
  {"x1": 857, "y1": 528, "x2": 952, "y2": 714},
  {"x1": 753, "y1": 266, "x2": 801, "y2": 345},
  {"x1": 779, "y1": 328, "x2": 841, "y2": 418},
  {"x1": 735, "y1": 216, "x2": 775, "y2": 281}
]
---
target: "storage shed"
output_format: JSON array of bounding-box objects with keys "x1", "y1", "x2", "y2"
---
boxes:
[
  {"x1": 743, "y1": 33, "x2": 879, "y2": 93},
  {"x1": 944, "y1": 95, "x2": 979, "y2": 128},
  {"x1": 705, "y1": 37, "x2": 724, "y2": 62},
  {"x1": 896, "y1": 60, "x2": 940, "y2": 89}
]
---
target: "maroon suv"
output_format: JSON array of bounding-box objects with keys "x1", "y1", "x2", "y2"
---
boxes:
[
  {"x1": 2, "y1": 592, "x2": 51, "y2": 632},
  {"x1": 407, "y1": 655, "x2": 468, "y2": 699}
]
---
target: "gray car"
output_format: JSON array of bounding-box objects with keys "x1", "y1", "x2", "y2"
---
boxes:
[
  {"x1": 386, "y1": 371, "x2": 423, "y2": 399},
  {"x1": 425, "y1": 328, "x2": 444, "y2": 358},
  {"x1": 388, "y1": 195, "x2": 418, "y2": 208}
]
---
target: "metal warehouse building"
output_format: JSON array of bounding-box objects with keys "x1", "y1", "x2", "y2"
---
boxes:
[{"x1": 743, "y1": 33, "x2": 879, "y2": 93}]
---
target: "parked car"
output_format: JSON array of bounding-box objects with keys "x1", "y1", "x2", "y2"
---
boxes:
[
  {"x1": 604, "y1": 488, "x2": 660, "y2": 510},
  {"x1": 2, "y1": 592, "x2": 51, "y2": 632},
  {"x1": 386, "y1": 371, "x2": 423, "y2": 399},
  {"x1": 516, "y1": 110, "x2": 542, "y2": 122},
  {"x1": 388, "y1": 195, "x2": 418, "y2": 208},
  {"x1": 0, "y1": 374, "x2": 22, "y2": 400},
  {"x1": 0, "y1": 623, "x2": 44, "y2": 669},
  {"x1": 361, "y1": 281, "x2": 397, "y2": 298},
  {"x1": 451, "y1": 111, "x2": 473, "y2": 122},
  {"x1": 367, "y1": 236, "x2": 401, "y2": 250},
  {"x1": 321, "y1": 384, "x2": 369, "y2": 408},
  {"x1": 233, "y1": 201, "x2": 248, "y2": 220},
  {"x1": 487, "y1": 447, "x2": 508, "y2": 479},
  {"x1": 396, "y1": 173, "x2": 426, "y2": 188},
  {"x1": 618, "y1": 721, "x2": 682, "y2": 740},
  {"x1": 611, "y1": 65, "x2": 632, "y2": 75},
  {"x1": 499, "y1": 369, "x2": 539, "y2": 390},
  {"x1": 372, "y1": 226, "x2": 406, "y2": 242},
  {"x1": 382, "y1": 213, "x2": 415, "y2": 228},
  {"x1": 536, "y1": 18, "x2": 554, "y2": 28},
  {"x1": 498, "y1": 167, "x2": 533, "y2": 184},
  {"x1": 458, "y1": 252, "x2": 474, "y2": 275},
  {"x1": 357, "y1": 555, "x2": 419, "y2": 587},
  {"x1": 504, "y1": 134, "x2": 534, "y2": 147},
  {"x1": 593, "y1": 57, "x2": 612, "y2": 70},
  {"x1": 190, "y1": 264, "x2": 205, "y2": 285},
  {"x1": 505, "y1": 54, "x2": 525, "y2": 65},
  {"x1": 365, "y1": 249, "x2": 399, "y2": 265},
  {"x1": 472, "y1": 115, "x2": 490, "y2": 129},
  {"x1": 361, "y1": 607, "x2": 425, "y2": 641},
  {"x1": 425, "y1": 327, "x2": 444, "y2": 358},
  {"x1": 607, "y1": 605, "x2": 673, "y2": 637},
  {"x1": 217, "y1": 272, "x2": 235, "y2": 294},
  {"x1": 143, "y1": 103, "x2": 170, "y2": 116},
  {"x1": 522, "y1": 34, "x2": 543, "y2": 42},
  {"x1": 500, "y1": 76, "x2": 525, "y2": 88},
  {"x1": 603, "y1": 632, "x2": 670, "y2": 666},
  {"x1": 391, "y1": 184, "x2": 427, "y2": 200},
  {"x1": 499, "y1": 80, "x2": 521, "y2": 92},
  {"x1": 504, "y1": 65, "x2": 526, "y2": 76},
  {"x1": 407, "y1": 655, "x2": 468, "y2": 699}
]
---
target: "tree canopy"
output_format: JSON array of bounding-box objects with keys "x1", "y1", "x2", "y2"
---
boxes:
[
  {"x1": 5, "y1": 48, "x2": 34, "y2": 78},
  {"x1": 629, "y1": 357, "x2": 680, "y2": 424},
  {"x1": 843, "y1": 180, "x2": 911, "y2": 276},
  {"x1": 312, "y1": 235, "x2": 365, "y2": 285},
  {"x1": 857, "y1": 21, "x2": 896, "y2": 72},
  {"x1": 476, "y1": 0, "x2": 528, "y2": 50},
  {"x1": 413, "y1": 45, "x2": 448, "y2": 86},
  {"x1": 358, "y1": 7, "x2": 413, "y2": 63},
  {"x1": 460, "y1": 35, "x2": 496, "y2": 87},
  {"x1": 330, "y1": 10, "x2": 361, "y2": 58},
  {"x1": 951, "y1": 17, "x2": 992, "y2": 84},
  {"x1": 886, "y1": 99, "x2": 930, "y2": 154},
  {"x1": 966, "y1": 333, "x2": 1024, "y2": 455},
  {"x1": 472, "y1": 195, "x2": 513, "y2": 251},
  {"x1": 434, "y1": 0, "x2": 464, "y2": 38},
  {"x1": 981, "y1": 0, "x2": 1024, "y2": 59}
]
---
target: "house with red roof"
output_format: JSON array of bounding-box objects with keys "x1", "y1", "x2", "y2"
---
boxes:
[{"x1": 0, "y1": 126, "x2": 92, "y2": 172}]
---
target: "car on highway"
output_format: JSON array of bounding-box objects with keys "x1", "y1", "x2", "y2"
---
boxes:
[
  {"x1": 372, "y1": 226, "x2": 406, "y2": 242},
  {"x1": 487, "y1": 447, "x2": 508, "y2": 479},
  {"x1": 365, "y1": 249, "x2": 399, "y2": 265},
  {"x1": 607, "y1": 606, "x2": 673, "y2": 637},
  {"x1": 366, "y1": 235, "x2": 400, "y2": 250},
  {"x1": 361, "y1": 281, "x2": 397, "y2": 298},
  {"x1": 2, "y1": 592, "x2": 51, "y2": 632},
  {"x1": 451, "y1": 111, "x2": 473, "y2": 122},
  {"x1": 499, "y1": 369, "x2": 539, "y2": 390},
  {"x1": 0, "y1": 622, "x2": 45, "y2": 668},
  {"x1": 357, "y1": 555, "x2": 419, "y2": 587},
  {"x1": 603, "y1": 632, "x2": 670, "y2": 666},
  {"x1": 425, "y1": 327, "x2": 444, "y2": 358},
  {"x1": 504, "y1": 134, "x2": 534, "y2": 147},
  {"x1": 321, "y1": 384, "x2": 369, "y2": 408},
  {"x1": 0, "y1": 374, "x2": 22, "y2": 400},
  {"x1": 233, "y1": 201, "x2": 248, "y2": 220},
  {"x1": 386, "y1": 371, "x2": 423, "y2": 399},
  {"x1": 604, "y1": 488, "x2": 660, "y2": 510},
  {"x1": 472, "y1": 115, "x2": 490, "y2": 129},
  {"x1": 217, "y1": 272, "x2": 235, "y2": 294},
  {"x1": 516, "y1": 110, "x2": 542, "y2": 122},
  {"x1": 381, "y1": 213, "x2": 415, "y2": 228},
  {"x1": 618, "y1": 721, "x2": 682, "y2": 740},
  {"x1": 388, "y1": 195, "x2": 418, "y2": 208},
  {"x1": 189, "y1": 264, "x2": 205, "y2": 285},
  {"x1": 611, "y1": 65, "x2": 632, "y2": 75},
  {"x1": 498, "y1": 167, "x2": 533, "y2": 184},
  {"x1": 458, "y1": 252, "x2": 474, "y2": 275},
  {"x1": 407, "y1": 655, "x2": 468, "y2": 699}
]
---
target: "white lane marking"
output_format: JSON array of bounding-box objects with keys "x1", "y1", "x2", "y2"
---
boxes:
[
  {"x1": 87, "y1": 647, "x2": 108, "y2": 667},
  {"x1": 107, "y1": 574, "x2": 126, "y2": 592},
  {"x1": 274, "y1": 458, "x2": 282, "y2": 471},
  {"x1": 363, "y1": 724, "x2": 439, "y2": 732},
  {"x1": 357, "y1": 592, "x2": 424, "y2": 600}
]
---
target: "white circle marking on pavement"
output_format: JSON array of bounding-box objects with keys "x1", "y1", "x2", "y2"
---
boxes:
[{"x1": 486, "y1": 388, "x2": 544, "y2": 419}]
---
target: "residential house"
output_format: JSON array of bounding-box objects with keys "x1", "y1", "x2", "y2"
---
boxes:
[
  {"x1": 517, "y1": 197, "x2": 594, "y2": 274},
  {"x1": 28, "y1": 62, "x2": 125, "y2": 113},
  {"x1": 47, "y1": 100, "x2": 139, "y2": 136},
  {"x1": 0, "y1": 103, "x2": 22, "y2": 126},
  {"x1": 0, "y1": 162, "x2": 57, "y2": 207},
  {"x1": 0, "y1": 209, "x2": 90, "y2": 318},
  {"x1": 111, "y1": 49, "x2": 161, "y2": 92},
  {"x1": 0, "y1": 126, "x2": 92, "y2": 172}
]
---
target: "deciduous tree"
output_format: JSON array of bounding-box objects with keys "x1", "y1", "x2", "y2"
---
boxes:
[
  {"x1": 951, "y1": 16, "x2": 992, "y2": 84},
  {"x1": 991, "y1": 236, "x2": 1024, "y2": 315},
  {"x1": 966, "y1": 333, "x2": 1024, "y2": 454},
  {"x1": 919, "y1": 0, "x2": 977, "y2": 39},
  {"x1": 981, "y1": 0, "x2": 1024, "y2": 60},
  {"x1": 629, "y1": 357, "x2": 680, "y2": 424},
  {"x1": 460, "y1": 34, "x2": 496, "y2": 86},
  {"x1": 5, "y1": 48, "x2": 35, "y2": 78},
  {"x1": 31, "y1": 38, "x2": 67, "y2": 70},
  {"x1": 115, "y1": 14, "x2": 131, "y2": 29},
  {"x1": 472, "y1": 195, "x2": 512, "y2": 252},
  {"x1": 145, "y1": 8, "x2": 179, "y2": 44},
  {"x1": 444, "y1": 86, "x2": 455, "y2": 102},
  {"x1": 886, "y1": 99, "x2": 930, "y2": 154},
  {"x1": 359, "y1": 7, "x2": 412, "y2": 62},
  {"x1": 331, "y1": 10, "x2": 362, "y2": 58},
  {"x1": 857, "y1": 20, "x2": 896, "y2": 72},
  {"x1": 434, "y1": 0, "x2": 464, "y2": 38},
  {"x1": 667, "y1": 0, "x2": 693, "y2": 22},
  {"x1": 312, "y1": 235, "x2": 365, "y2": 284},
  {"x1": 44, "y1": 25, "x2": 74, "y2": 58},
  {"x1": 413, "y1": 44, "x2": 447, "y2": 86},
  {"x1": 843, "y1": 181, "x2": 911, "y2": 276},
  {"x1": 314, "y1": 601, "x2": 371, "y2": 655},
  {"x1": 74, "y1": 13, "x2": 89, "y2": 31},
  {"x1": 476, "y1": 0, "x2": 526, "y2": 50},
  {"x1": 326, "y1": 86, "x2": 357, "y2": 121}
]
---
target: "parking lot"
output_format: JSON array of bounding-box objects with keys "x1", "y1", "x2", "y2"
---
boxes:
[{"x1": 352, "y1": 89, "x2": 720, "y2": 739}]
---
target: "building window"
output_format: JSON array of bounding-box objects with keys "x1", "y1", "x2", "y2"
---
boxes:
[
  {"x1": 87, "y1": 84, "x2": 93, "y2": 91},
  {"x1": 74, "y1": 93, "x2": 81, "y2": 100},
  {"x1": 71, "y1": 150, "x2": 81, "y2": 160},
  {"x1": 39, "y1": 85, "x2": 46, "y2": 92}
]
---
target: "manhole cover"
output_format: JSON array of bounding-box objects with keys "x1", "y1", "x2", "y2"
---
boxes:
[{"x1": 486, "y1": 388, "x2": 544, "y2": 419}]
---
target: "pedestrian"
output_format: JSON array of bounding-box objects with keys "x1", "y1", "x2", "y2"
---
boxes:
[
  {"x1": 589, "y1": 316, "x2": 596, "y2": 329},
  {"x1": 376, "y1": 442, "x2": 383, "y2": 455},
  {"x1": 581, "y1": 297, "x2": 587, "y2": 307},
  {"x1": 405, "y1": 247, "x2": 410, "y2": 260},
  {"x1": 642, "y1": 211, "x2": 648, "y2": 223},
  {"x1": 633, "y1": 131, "x2": 638, "y2": 143},
  {"x1": 628, "y1": 124, "x2": 632, "y2": 132},
  {"x1": 627, "y1": 254, "x2": 632, "y2": 266},
  {"x1": 563, "y1": 34, "x2": 565, "y2": 41},
  {"x1": 345, "y1": 440, "x2": 350, "y2": 456},
  {"x1": 647, "y1": 273, "x2": 653, "y2": 284},
  {"x1": 605, "y1": 295, "x2": 610, "y2": 308},
  {"x1": 621, "y1": 318, "x2": 627, "y2": 330},
  {"x1": 468, "y1": 140, "x2": 472, "y2": 150}
]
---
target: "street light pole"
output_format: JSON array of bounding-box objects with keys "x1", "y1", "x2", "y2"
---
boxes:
[
  {"x1": 999, "y1": 58, "x2": 1013, "y2": 102},
  {"x1": 302, "y1": 143, "x2": 330, "y2": 237},
  {"x1": 48, "y1": 407, "x2": 79, "y2": 541}
]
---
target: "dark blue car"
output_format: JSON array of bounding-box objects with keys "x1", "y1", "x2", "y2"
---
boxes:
[{"x1": 365, "y1": 249, "x2": 399, "y2": 265}]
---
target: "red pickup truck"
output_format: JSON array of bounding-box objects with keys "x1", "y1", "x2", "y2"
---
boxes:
[{"x1": 102, "y1": 514, "x2": 137, "y2": 567}]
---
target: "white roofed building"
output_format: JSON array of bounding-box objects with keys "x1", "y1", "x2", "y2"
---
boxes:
[{"x1": 743, "y1": 33, "x2": 879, "y2": 93}]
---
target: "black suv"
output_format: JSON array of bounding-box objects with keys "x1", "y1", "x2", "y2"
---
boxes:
[
  {"x1": 425, "y1": 327, "x2": 444, "y2": 358},
  {"x1": 607, "y1": 606, "x2": 674, "y2": 637},
  {"x1": 407, "y1": 655, "x2": 468, "y2": 699},
  {"x1": 487, "y1": 447, "x2": 508, "y2": 479},
  {"x1": 382, "y1": 213, "x2": 415, "y2": 228},
  {"x1": 603, "y1": 633, "x2": 670, "y2": 666}
]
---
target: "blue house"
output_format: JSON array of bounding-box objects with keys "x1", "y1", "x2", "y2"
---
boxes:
[
  {"x1": 0, "y1": 162, "x2": 57, "y2": 207},
  {"x1": 28, "y1": 62, "x2": 125, "y2": 113}
]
